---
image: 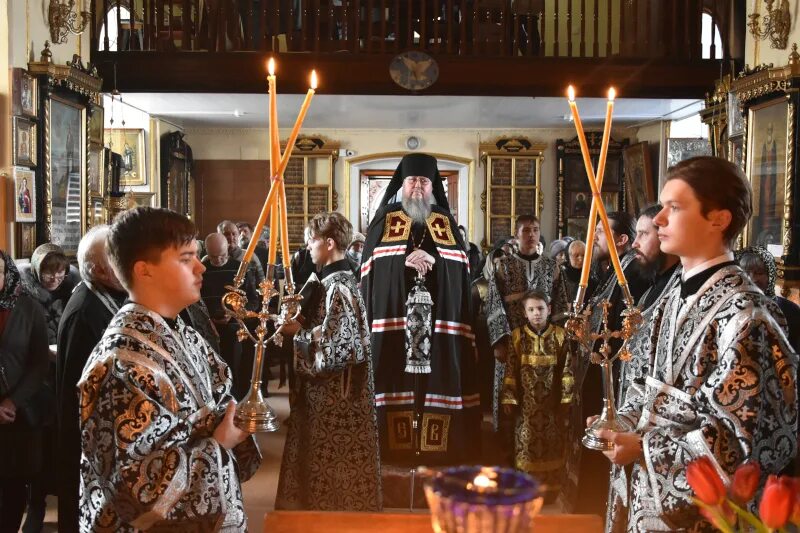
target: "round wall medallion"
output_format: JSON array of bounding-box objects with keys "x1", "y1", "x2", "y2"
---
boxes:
[
  {"x1": 390, "y1": 51, "x2": 439, "y2": 92},
  {"x1": 406, "y1": 136, "x2": 420, "y2": 150}
]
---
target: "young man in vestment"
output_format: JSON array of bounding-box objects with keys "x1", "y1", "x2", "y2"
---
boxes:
[
  {"x1": 598, "y1": 157, "x2": 797, "y2": 532},
  {"x1": 78, "y1": 207, "x2": 261, "y2": 532},
  {"x1": 501, "y1": 290, "x2": 573, "y2": 503},
  {"x1": 360, "y1": 153, "x2": 480, "y2": 465},
  {"x1": 487, "y1": 215, "x2": 567, "y2": 438},
  {"x1": 604, "y1": 204, "x2": 680, "y2": 531},
  {"x1": 276, "y1": 212, "x2": 381, "y2": 511}
]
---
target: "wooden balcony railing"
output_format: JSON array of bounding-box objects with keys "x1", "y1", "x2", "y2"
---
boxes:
[{"x1": 92, "y1": 0, "x2": 741, "y2": 60}]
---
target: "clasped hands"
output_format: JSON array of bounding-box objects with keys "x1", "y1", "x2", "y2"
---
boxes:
[
  {"x1": 585, "y1": 414, "x2": 643, "y2": 465},
  {"x1": 406, "y1": 249, "x2": 435, "y2": 276}
]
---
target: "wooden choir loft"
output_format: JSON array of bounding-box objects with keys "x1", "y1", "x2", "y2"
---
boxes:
[{"x1": 90, "y1": 0, "x2": 743, "y2": 95}]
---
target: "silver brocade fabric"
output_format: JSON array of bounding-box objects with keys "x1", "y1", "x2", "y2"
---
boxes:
[
  {"x1": 606, "y1": 265, "x2": 797, "y2": 532},
  {"x1": 276, "y1": 269, "x2": 382, "y2": 511},
  {"x1": 78, "y1": 303, "x2": 262, "y2": 532}
]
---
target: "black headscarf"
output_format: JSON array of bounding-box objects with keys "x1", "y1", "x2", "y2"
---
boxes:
[
  {"x1": 0, "y1": 250, "x2": 27, "y2": 311},
  {"x1": 379, "y1": 153, "x2": 449, "y2": 210}
]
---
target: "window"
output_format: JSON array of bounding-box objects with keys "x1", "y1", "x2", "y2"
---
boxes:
[{"x1": 701, "y1": 12, "x2": 723, "y2": 60}]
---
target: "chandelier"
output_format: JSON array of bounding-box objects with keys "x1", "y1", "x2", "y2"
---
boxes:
[
  {"x1": 748, "y1": 0, "x2": 792, "y2": 50},
  {"x1": 48, "y1": 0, "x2": 91, "y2": 44}
]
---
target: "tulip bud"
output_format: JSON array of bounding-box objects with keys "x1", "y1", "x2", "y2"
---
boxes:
[
  {"x1": 791, "y1": 479, "x2": 800, "y2": 525},
  {"x1": 687, "y1": 456, "x2": 726, "y2": 506},
  {"x1": 730, "y1": 462, "x2": 761, "y2": 505},
  {"x1": 759, "y1": 475, "x2": 795, "y2": 529}
]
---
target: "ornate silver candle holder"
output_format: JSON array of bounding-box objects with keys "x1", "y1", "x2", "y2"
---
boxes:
[
  {"x1": 566, "y1": 287, "x2": 643, "y2": 451},
  {"x1": 222, "y1": 264, "x2": 300, "y2": 433}
]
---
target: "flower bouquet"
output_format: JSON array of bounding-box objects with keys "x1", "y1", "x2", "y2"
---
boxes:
[{"x1": 687, "y1": 457, "x2": 798, "y2": 532}]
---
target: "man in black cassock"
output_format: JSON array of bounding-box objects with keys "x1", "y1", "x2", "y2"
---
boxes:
[
  {"x1": 360, "y1": 153, "x2": 480, "y2": 466},
  {"x1": 56, "y1": 225, "x2": 127, "y2": 533}
]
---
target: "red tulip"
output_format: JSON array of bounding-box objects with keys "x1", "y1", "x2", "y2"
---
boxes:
[
  {"x1": 791, "y1": 479, "x2": 800, "y2": 525},
  {"x1": 730, "y1": 462, "x2": 761, "y2": 505},
  {"x1": 759, "y1": 475, "x2": 795, "y2": 529},
  {"x1": 687, "y1": 456, "x2": 726, "y2": 506}
]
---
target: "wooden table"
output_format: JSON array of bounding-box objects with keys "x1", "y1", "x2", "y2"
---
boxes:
[{"x1": 264, "y1": 511, "x2": 604, "y2": 532}]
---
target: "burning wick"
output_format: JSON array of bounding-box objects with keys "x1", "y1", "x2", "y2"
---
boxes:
[{"x1": 468, "y1": 470, "x2": 498, "y2": 491}]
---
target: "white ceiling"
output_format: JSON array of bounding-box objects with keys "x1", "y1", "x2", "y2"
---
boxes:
[{"x1": 118, "y1": 93, "x2": 702, "y2": 130}]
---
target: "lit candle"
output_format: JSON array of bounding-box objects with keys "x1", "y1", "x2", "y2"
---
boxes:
[
  {"x1": 277, "y1": 70, "x2": 318, "y2": 177},
  {"x1": 471, "y1": 474, "x2": 497, "y2": 490},
  {"x1": 242, "y1": 176, "x2": 282, "y2": 265},
  {"x1": 268, "y1": 58, "x2": 280, "y2": 179},
  {"x1": 567, "y1": 86, "x2": 627, "y2": 289},
  {"x1": 268, "y1": 189, "x2": 280, "y2": 265},
  {"x1": 278, "y1": 181, "x2": 291, "y2": 269}
]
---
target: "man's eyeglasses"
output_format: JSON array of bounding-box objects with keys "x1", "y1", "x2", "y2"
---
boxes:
[{"x1": 404, "y1": 176, "x2": 431, "y2": 187}]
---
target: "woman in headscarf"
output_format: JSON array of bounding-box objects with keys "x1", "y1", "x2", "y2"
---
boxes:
[
  {"x1": 20, "y1": 243, "x2": 75, "y2": 345},
  {"x1": 736, "y1": 246, "x2": 800, "y2": 352},
  {"x1": 0, "y1": 250, "x2": 48, "y2": 532}
]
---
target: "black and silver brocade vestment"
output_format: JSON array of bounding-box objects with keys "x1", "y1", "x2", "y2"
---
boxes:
[
  {"x1": 276, "y1": 260, "x2": 382, "y2": 511},
  {"x1": 78, "y1": 304, "x2": 262, "y2": 532},
  {"x1": 607, "y1": 265, "x2": 797, "y2": 532}
]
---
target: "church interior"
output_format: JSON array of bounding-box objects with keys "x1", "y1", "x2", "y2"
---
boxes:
[{"x1": 1, "y1": 0, "x2": 799, "y2": 531}]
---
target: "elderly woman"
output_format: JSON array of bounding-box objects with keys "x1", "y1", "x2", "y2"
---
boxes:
[
  {"x1": 19, "y1": 243, "x2": 75, "y2": 346},
  {"x1": 0, "y1": 250, "x2": 48, "y2": 532},
  {"x1": 737, "y1": 246, "x2": 800, "y2": 352}
]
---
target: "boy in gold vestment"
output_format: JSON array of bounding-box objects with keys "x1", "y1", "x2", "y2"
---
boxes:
[{"x1": 501, "y1": 289, "x2": 574, "y2": 502}]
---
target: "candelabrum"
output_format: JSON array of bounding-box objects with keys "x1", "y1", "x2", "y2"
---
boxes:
[
  {"x1": 48, "y1": 0, "x2": 91, "y2": 44},
  {"x1": 748, "y1": 0, "x2": 791, "y2": 50},
  {"x1": 565, "y1": 288, "x2": 643, "y2": 451},
  {"x1": 222, "y1": 265, "x2": 300, "y2": 433}
]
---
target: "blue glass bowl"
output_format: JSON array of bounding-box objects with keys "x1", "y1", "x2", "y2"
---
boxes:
[{"x1": 421, "y1": 466, "x2": 543, "y2": 533}]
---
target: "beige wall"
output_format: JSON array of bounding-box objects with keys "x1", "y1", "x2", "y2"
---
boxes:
[
  {"x1": 184, "y1": 126, "x2": 636, "y2": 244},
  {"x1": 8, "y1": 0, "x2": 90, "y2": 67},
  {"x1": 744, "y1": 1, "x2": 798, "y2": 67}
]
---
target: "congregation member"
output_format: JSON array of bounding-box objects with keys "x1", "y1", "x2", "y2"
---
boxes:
[
  {"x1": 291, "y1": 226, "x2": 318, "y2": 287},
  {"x1": 0, "y1": 251, "x2": 48, "y2": 533},
  {"x1": 737, "y1": 245, "x2": 800, "y2": 352},
  {"x1": 56, "y1": 226, "x2": 127, "y2": 533},
  {"x1": 346, "y1": 231, "x2": 365, "y2": 277},
  {"x1": 20, "y1": 243, "x2": 75, "y2": 345},
  {"x1": 554, "y1": 239, "x2": 586, "y2": 322},
  {"x1": 201, "y1": 232, "x2": 259, "y2": 399},
  {"x1": 360, "y1": 153, "x2": 480, "y2": 465},
  {"x1": 238, "y1": 220, "x2": 271, "y2": 274},
  {"x1": 78, "y1": 207, "x2": 261, "y2": 531},
  {"x1": 570, "y1": 211, "x2": 648, "y2": 515},
  {"x1": 501, "y1": 289, "x2": 574, "y2": 503},
  {"x1": 604, "y1": 205, "x2": 680, "y2": 530},
  {"x1": 19, "y1": 242, "x2": 76, "y2": 530},
  {"x1": 458, "y1": 224, "x2": 484, "y2": 281},
  {"x1": 600, "y1": 157, "x2": 796, "y2": 531},
  {"x1": 486, "y1": 214, "x2": 567, "y2": 437},
  {"x1": 276, "y1": 212, "x2": 381, "y2": 511},
  {"x1": 218, "y1": 219, "x2": 266, "y2": 283}
]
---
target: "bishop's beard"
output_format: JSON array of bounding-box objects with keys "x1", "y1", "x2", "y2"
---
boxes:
[{"x1": 402, "y1": 195, "x2": 432, "y2": 224}]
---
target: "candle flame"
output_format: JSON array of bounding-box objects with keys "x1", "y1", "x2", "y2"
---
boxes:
[
  {"x1": 310, "y1": 70, "x2": 318, "y2": 90},
  {"x1": 567, "y1": 85, "x2": 576, "y2": 102},
  {"x1": 608, "y1": 87, "x2": 616, "y2": 101},
  {"x1": 268, "y1": 58, "x2": 276, "y2": 76}
]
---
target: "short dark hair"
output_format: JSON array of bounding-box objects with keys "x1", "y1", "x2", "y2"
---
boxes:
[
  {"x1": 514, "y1": 214, "x2": 540, "y2": 233},
  {"x1": 237, "y1": 221, "x2": 254, "y2": 233},
  {"x1": 638, "y1": 204, "x2": 662, "y2": 220},
  {"x1": 522, "y1": 289, "x2": 550, "y2": 305},
  {"x1": 308, "y1": 211, "x2": 352, "y2": 252},
  {"x1": 605, "y1": 211, "x2": 636, "y2": 242},
  {"x1": 108, "y1": 207, "x2": 197, "y2": 288},
  {"x1": 665, "y1": 156, "x2": 752, "y2": 246},
  {"x1": 40, "y1": 251, "x2": 69, "y2": 275}
]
